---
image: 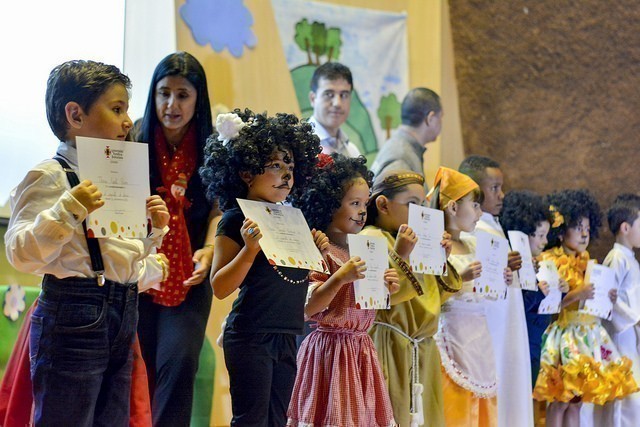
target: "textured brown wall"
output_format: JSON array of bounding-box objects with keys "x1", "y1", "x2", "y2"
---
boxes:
[{"x1": 449, "y1": 0, "x2": 640, "y2": 260}]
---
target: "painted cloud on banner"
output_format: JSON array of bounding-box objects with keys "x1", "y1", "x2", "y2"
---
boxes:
[{"x1": 180, "y1": 0, "x2": 256, "y2": 57}]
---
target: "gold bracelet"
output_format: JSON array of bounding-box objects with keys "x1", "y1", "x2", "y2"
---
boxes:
[
  {"x1": 155, "y1": 254, "x2": 168, "y2": 281},
  {"x1": 389, "y1": 249, "x2": 424, "y2": 296},
  {"x1": 203, "y1": 243, "x2": 215, "y2": 249},
  {"x1": 436, "y1": 264, "x2": 461, "y2": 294}
]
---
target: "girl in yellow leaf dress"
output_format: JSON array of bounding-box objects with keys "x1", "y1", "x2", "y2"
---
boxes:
[{"x1": 533, "y1": 189, "x2": 637, "y2": 427}]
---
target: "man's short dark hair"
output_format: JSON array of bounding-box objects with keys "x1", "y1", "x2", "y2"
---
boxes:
[
  {"x1": 310, "y1": 62, "x2": 353, "y2": 92},
  {"x1": 458, "y1": 155, "x2": 501, "y2": 185},
  {"x1": 46, "y1": 60, "x2": 131, "y2": 142},
  {"x1": 401, "y1": 88, "x2": 441, "y2": 126}
]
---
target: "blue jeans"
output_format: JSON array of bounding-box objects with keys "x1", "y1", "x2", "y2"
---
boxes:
[{"x1": 30, "y1": 275, "x2": 138, "y2": 427}]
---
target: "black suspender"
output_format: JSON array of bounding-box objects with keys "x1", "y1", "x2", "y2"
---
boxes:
[{"x1": 53, "y1": 156, "x2": 106, "y2": 285}]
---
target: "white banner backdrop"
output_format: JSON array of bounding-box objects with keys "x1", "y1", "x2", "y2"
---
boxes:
[{"x1": 271, "y1": 0, "x2": 409, "y2": 160}]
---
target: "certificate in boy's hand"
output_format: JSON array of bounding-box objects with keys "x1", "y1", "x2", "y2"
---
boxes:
[
  {"x1": 474, "y1": 231, "x2": 509, "y2": 299},
  {"x1": 580, "y1": 260, "x2": 617, "y2": 320},
  {"x1": 507, "y1": 230, "x2": 538, "y2": 291},
  {"x1": 408, "y1": 204, "x2": 447, "y2": 275},
  {"x1": 236, "y1": 199, "x2": 328, "y2": 273},
  {"x1": 76, "y1": 137, "x2": 150, "y2": 238},
  {"x1": 347, "y1": 234, "x2": 390, "y2": 309}
]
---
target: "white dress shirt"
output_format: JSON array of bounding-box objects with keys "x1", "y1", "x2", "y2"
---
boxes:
[
  {"x1": 603, "y1": 243, "x2": 640, "y2": 427},
  {"x1": 5, "y1": 142, "x2": 167, "y2": 290},
  {"x1": 308, "y1": 116, "x2": 361, "y2": 158}
]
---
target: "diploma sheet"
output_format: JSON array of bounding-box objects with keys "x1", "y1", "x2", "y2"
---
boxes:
[
  {"x1": 76, "y1": 137, "x2": 150, "y2": 238},
  {"x1": 236, "y1": 199, "x2": 328, "y2": 273},
  {"x1": 408, "y1": 204, "x2": 447, "y2": 275},
  {"x1": 348, "y1": 234, "x2": 390, "y2": 309}
]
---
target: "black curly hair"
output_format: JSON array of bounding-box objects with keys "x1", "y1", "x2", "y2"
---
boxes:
[
  {"x1": 292, "y1": 153, "x2": 373, "y2": 231},
  {"x1": 458, "y1": 155, "x2": 500, "y2": 186},
  {"x1": 607, "y1": 193, "x2": 640, "y2": 235},
  {"x1": 199, "y1": 109, "x2": 321, "y2": 210},
  {"x1": 544, "y1": 189, "x2": 602, "y2": 249},
  {"x1": 500, "y1": 190, "x2": 552, "y2": 236}
]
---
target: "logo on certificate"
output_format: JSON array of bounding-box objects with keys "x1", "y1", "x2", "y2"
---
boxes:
[{"x1": 366, "y1": 239, "x2": 376, "y2": 251}]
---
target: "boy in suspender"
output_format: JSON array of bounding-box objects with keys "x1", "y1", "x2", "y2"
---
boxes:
[{"x1": 5, "y1": 60, "x2": 169, "y2": 426}]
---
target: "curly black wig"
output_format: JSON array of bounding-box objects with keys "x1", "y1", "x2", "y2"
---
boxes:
[
  {"x1": 291, "y1": 153, "x2": 373, "y2": 231},
  {"x1": 545, "y1": 189, "x2": 602, "y2": 249},
  {"x1": 199, "y1": 109, "x2": 321, "y2": 210},
  {"x1": 607, "y1": 193, "x2": 640, "y2": 235},
  {"x1": 499, "y1": 190, "x2": 552, "y2": 236}
]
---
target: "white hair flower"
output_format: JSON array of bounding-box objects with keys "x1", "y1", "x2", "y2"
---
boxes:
[
  {"x1": 216, "y1": 113, "x2": 246, "y2": 145},
  {"x1": 3, "y1": 284, "x2": 26, "y2": 322}
]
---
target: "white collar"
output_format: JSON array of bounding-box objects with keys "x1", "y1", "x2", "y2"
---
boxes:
[
  {"x1": 614, "y1": 242, "x2": 635, "y2": 258},
  {"x1": 308, "y1": 116, "x2": 347, "y2": 143},
  {"x1": 56, "y1": 142, "x2": 79, "y2": 169},
  {"x1": 480, "y1": 212, "x2": 502, "y2": 231}
]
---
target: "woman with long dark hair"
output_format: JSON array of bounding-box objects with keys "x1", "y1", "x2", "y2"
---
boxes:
[{"x1": 134, "y1": 51, "x2": 219, "y2": 426}]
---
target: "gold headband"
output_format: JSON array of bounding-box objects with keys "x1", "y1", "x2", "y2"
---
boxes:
[{"x1": 369, "y1": 170, "x2": 425, "y2": 203}]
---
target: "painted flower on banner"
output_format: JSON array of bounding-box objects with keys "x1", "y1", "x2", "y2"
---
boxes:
[
  {"x1": 216, "y1": 113, "x2": 246, "y2": 145},
  {"x1": 3, "y1": 285, "x2": 26, "y2": 322},
  {"x1": 180, "y1": 0, "x2": 257, "y2": 58}
]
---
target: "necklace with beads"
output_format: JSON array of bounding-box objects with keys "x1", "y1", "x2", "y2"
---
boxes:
[{"x1": 272, "y1": 264, "x2": 308, "y2": 285}]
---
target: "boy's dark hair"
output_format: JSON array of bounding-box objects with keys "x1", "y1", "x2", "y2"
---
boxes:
[
  {"x1": 200, "y1": 109, "x2": 321, "y2": 210},
  {"x1": 500, "y1": 190, "x2": 552, "y2": 236},
  {"x1": 401, "y1": 88, "x2": 441, "y2": 126},
  {"x1": 607, "y1": 194, "x2": 640, "y2": 235},
  {"x1": 310, "y1": 62, "x2": 353, "y2": 93},
  {"x1": 292, "y1": 153, "x2": 373, "y2": 231},
  {"x1": 135, "y1": 52, "x2": 213, "y2": 186},
  {"x1": 46, "y1": 60, "x2": 131, "y2": 142},
  {"x1": 545, "y1": 189, "x2": 602, "y2": 249},
  {"x1": 458, "y1": 155, "x2": 501, "y2": 186}
]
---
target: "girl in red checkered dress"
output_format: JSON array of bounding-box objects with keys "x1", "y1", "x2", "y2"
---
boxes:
[{"x1": 287, "y1": 153, "x2": 398, "y2": 427}]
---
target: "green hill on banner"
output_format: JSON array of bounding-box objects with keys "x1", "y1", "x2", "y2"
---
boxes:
[{"x1": 291, "y1": 64, "x2": 378, "y2": 165}]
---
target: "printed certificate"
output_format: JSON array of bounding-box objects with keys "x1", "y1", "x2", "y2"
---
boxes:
[
  {"x1": 474, "y1": 230, "x2": 509, "y2": 299},
  {"x1": 581, "y1": 260, "x2": 617, "y2": 320},
  {"x1": 408, "y1": 204, "x2": 447, "y2": 275},
  {"x1": 537, "y1": 259, "x2": 562, "y2": 314},
  {"x1": 237, "y1": 199, "x2": 328, "y2": 273},
  {"x1": 348, "y1": 234, "x2": 390, "y2": 309},
  {"x1": 507, "y1": 230, "x2": 538, "y2": 291},
  {"x1": 538, "y1": 288, "x2": 563, "y2": 315},
  {"x1": 76, "y1": 137, "x2": 150, "y2": 238}
]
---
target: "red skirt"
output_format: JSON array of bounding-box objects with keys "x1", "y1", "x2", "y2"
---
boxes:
[{"x1": 0, "y1": 300, "x2": 152, "y2": 427}]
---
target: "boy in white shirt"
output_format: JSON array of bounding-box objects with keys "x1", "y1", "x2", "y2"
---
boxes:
[
  {"x1": 459, "y1": 155, "x2": 533, "y2": 427},
  {"x1": 604, "y1": 194, "x2": 640, "y2": 427},
  {"x1": 5, "y1": 60, "x2": 169, "y2": 426}
]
